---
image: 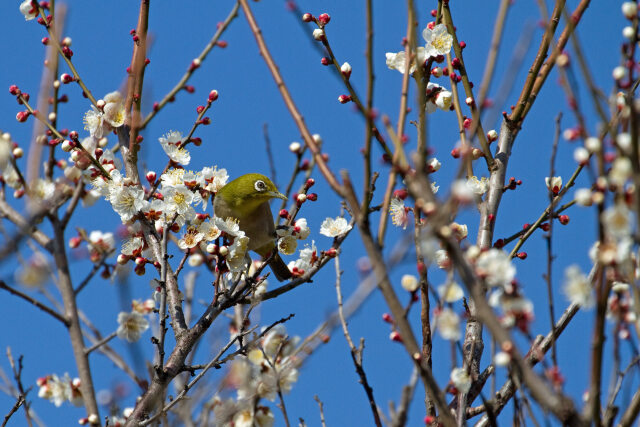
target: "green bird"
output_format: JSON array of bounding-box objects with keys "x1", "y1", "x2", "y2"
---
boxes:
[{"x1": 213, "y1": 173, "x2": 292, "y2": 281}]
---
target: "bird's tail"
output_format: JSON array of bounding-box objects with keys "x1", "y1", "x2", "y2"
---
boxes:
[{"x1": 269, "y1": 253, "x2": 292, "y2": 282}]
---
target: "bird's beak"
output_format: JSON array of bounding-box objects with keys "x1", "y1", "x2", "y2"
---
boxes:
[{"x1": 269, "y1": 191, "x2": 287, "y2": 200}]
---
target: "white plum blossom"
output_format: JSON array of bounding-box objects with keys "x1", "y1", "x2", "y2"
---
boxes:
[
  {"x1": 602, "y1": 203, "x2": 632, "y2": 239},
  {"x1": 422, "y1": 23, "x2": 453, "y2": 57},
  {"x1": 278, "y1": 234, "x2": 298, "y2": 255},
  {"x1": 427, "y1": 157, "x2": 441, "y2": 172},
  {"x1": 452, "y1": 179, "x2": 475, "y2": 203},
  {"x1": 574, "y1": 188, "x2": 593, "y2": 206},
  {"x1": 199, "y1": 220, "x2": 221, "y2": 242},
  {"x1": 159, "y1": 131, "x2": 190, "y2": 165},
  {"x1": 425, "y1": 83, "x2": 453, "y2": 113},
  {"x1": 389, "y1": 198, "x2": 410, "y2": 229},
  {"x1": 109, "y1": 184, "x2": 148, "y2": 223},
  {"x1": 438, "y1": 281, "x2": 464, "y2": 302},
  {"x1": 30, "y1": 179, "x2": 55, "y2": 201},
  {"x1": 320, "y1": 217, "x2": 352, "y2": 237},
  {"x1": 476, "y1": 248, "x2": 516, "y2": 288},
  {"x1": 37, "y1": 373, "x2": 81, "y2": 407},
  {"x1": 401, "y1": 274, "x2": 419, "y2": 292},
  {"x1": 385, "y1": 48, "x2": 427, "y2": 74},
  {"x1": 163, "y1": 185, "x2": 196, "y2": 223},
  {"x1": 226, "y1": 233, "x2": 250, "y2": 273},
  {"x1": 435, "y1": 249, "x2": 451, "y2": 269},
  {"x1": 466, "y1": 176, "x2": 489, "y2": 195},
  {"x1": 178, "y1": 226, "x2": 205, "y2": 250},
  {"x1": 545, "y1": 176, "x2": 563, "y2": 194},
  {"x1": 117, "y1": 311, "x2": 150, "y2": 342},
  {"x1": 563, "y1": 265, "x2": 594, "y2": 308},
  {"x1": 288, "y1": 241, "x2": 318, "y2": 273},
  {"x1": 199, "y1": 166, "x2": 229, "y2": 193},
  {"x1": 609, "y1": 157, "x2": 632, "y2": 186},
  {"x1": 435, "y1": 308, "x2": 461, "y2": 341},
  {"x1": 20, "y1": 0, "x2": 38, "y2": 20},
  {"x1": 450, "y1": 367, "x2": 471, "y2": 393},
  {"x1": 215, "y1": 216, "x2": 242, "y2": 237},
  {"x1": 293, "y1": 218, "x2": 311, "y2": 240},
  {"x1": 83, "y1": 91, "x2": 125, "y2": 138},
  {"x1": 102, "y1": 91, "x2": 125, "y2": 128}
]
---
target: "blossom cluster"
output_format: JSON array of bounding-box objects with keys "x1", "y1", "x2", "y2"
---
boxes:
[{"x1": 213, "y1": 325, "x2": 300, "y2": 427}]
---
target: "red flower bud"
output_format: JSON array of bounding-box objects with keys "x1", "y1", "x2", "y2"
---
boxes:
[
  {"x1": 559, "y1": 215, "x2": 570, "y2": 225},
  {"x1": 318, "y1": 13, "x2": 331, "y2": 25}
]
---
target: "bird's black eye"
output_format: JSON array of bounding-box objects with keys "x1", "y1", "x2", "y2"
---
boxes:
[{"x1": 254, "y1": 180, "x2": 266, "y2": 192}]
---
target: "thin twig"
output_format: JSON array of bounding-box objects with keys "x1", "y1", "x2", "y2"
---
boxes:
[
  {"x1": 84, "y1": 331, "x2": 117, "y2": 355},
  {"x1": 334, "y1": 255, "x2": 383, "y2": 427},
  {"x1": 314, "y1": 395, "x2": 327, "y2": 427},
  {"x1": 0, "y1": 281, "x2": 68, "y2": 326}
]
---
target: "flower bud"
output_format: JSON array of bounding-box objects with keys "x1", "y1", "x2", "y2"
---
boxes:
[
  {"x1": 12, "y1": 147, "x2": 23, "y2": 158},
  {"x1": 559, "y1": 215, "x2": 570, "y2": 225},
  {"x1": 340, "y1": 62, "x2": 352, "y2": 79},
  {"x1": 622, "y1": 2, "x2": 638, "y2": 19},
  {"x1": 338, "y1": 94, "x2": 352, "y2": 104},
  {"x1": 312, "y1": 29, "x2": 325, "y2": 41},
  {"x1": 69, "y1": 236, "x2": 81, "y2": 248},
  {"x1": 146, "y1": 171, "x2": 156, "y2": 183},
  {"x1": 208, "y1": 90, "x2": 219, "y2": 102},
  {"x1": 117, "y1": 254, "x2": 129, "y2": 265},
  {"x1": 318, "y1": 13, "x2": 331, "y2": 25},
  {"x1": 289, "y1": 141, "x2": 301, "y2": 153},
  {"x1": 302, "y1": 13, "x2": 313, "y2": 22},
  {"x1": 389, "y1": 331, "x2": 402, "y2": 342},
  {"x1": 60, "y1": 73, "x2": 74, "y2": 84}
]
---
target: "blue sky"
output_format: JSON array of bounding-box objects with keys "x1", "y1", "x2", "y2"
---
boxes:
[{"x1": 0, "y1": 1, "x2": 632, "y2": 426}]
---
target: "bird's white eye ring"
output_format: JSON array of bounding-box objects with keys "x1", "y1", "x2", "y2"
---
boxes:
[{"x1": 254, "y1": 180, "x2": 266, "y2": 192}]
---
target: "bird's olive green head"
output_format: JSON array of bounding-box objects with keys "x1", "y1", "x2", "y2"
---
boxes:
[{"x1": 216, "y1": 173, "x2": 286, "y2": 213}]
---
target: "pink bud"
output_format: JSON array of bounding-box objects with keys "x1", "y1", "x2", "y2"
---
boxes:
[
  {"x1": 146, "y1": 171, "x2": 156, "y2": 183},
  {"x1": 318, "y1": 13, "x2": 331, "y2": 25},
  {"x1": 559, "y1": 215, "x2": 570, "y2": 225},
  {"x1": 208, "y1": 90, "x2": 219, "y2": 102},
  {"x1": 321, "y1": 57, "x2": 330, "y2": 66},
  {"x1": 60, "y1": 73, "x2": 74, "y2": 84},
  {"x1": 338, "y1": 94, "x2": 352, "y2": 104},
  {"x1": 382, "y1": 313, "x2": 393, "y2": 323},
  {"x1": 69, "y1": 236, "x2": 81, "y2": 249},
  {"x1": 302, "y1": 13, "x2": 314, "y2": 22},
  {"x1": 307, "y1": 193, "x2": 318, "y2": 201},
  {"x1": 390, "y1": 331, "x2": 403, "y2": 342}
]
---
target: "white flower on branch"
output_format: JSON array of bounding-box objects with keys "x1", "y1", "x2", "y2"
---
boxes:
[
  {"x1": 609, "y1": 157, "x2": 632, "y2": 187},
  {"x1": 159, "y1": 130, "x2": 191, "y2": 165},
  {"x1": 466, "y1": 176, "x2": 489, "y2": 195},
  {"x1": 450, "y1": 367, "x2": 471, "y2": 394},
  {"x1": 476, "y1": 248, "x2": 516, "y2": 288},
  {"x1": 178, "y1": 225, "x2": 205, "y2": 250},
  {"x1": 545, "y1": 176, "x2": 563, "y2": 195},
  {"x1": 109, "y1": 184, "x2": 148, "y2": 223},
  {"x1": 401, "y1": 274, "x2": 419, "y2": 292},
  {"x1": 602, "y1": 202, "x2": 632, "y2": 239},
  {"x1": 277, "y1": 234, "x2": 297, "y2": 255},
  {"x1": 288, "y1": 241, "x2": 318, "y2": 273},
  {"x1": 385, "y1": 48, "x2": 427, "y2": 74},
  {"x1": 435, "y1": 308, "x2": 461, "y2": 341},
  {"x1": 563, "y1": 265, "x2": 594, "y2": 308},
  {"x1": 438, "y1": 281, "x2": 464, "y2": 302},
  {"x1": 422, "y1": 23, "x2": 453, "y2": 57},
  {"x1": 226, "y1": 233, "x2": 250, "y2": 273},
  {"x1": 163, "y1": 185, "x2": 196, "y2": 223},
  {"x1": 199, "y1": 166, "x2": 229, "y2": 193},
  {"x1": 37, "y1": 373, "x2": 81, "y2": 407},
  {"x1": 19, "y1": 0, "x2": 38, "y2": 20},
  {"x1": 389, "y1": 197, "x2": 410, "y2": 229},
  {"x1": 319, "y1": 216, "x2": 352, "y2": 237},
  {"x1": 117, "y1": 311, "x2": 150, "y2": 342}
]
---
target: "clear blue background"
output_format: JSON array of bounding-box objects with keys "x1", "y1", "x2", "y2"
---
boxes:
[{"x1": 0, "y1": 1, "x2": 631, "y2": 426}]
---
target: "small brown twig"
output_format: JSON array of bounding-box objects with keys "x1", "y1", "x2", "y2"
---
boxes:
[
  {"x1": 334, "y1": 255, "x2": 383, "y2": 427},
  {"x1": 140, "y1": 1, "x2": 240, "y2": 129},
  {"x1": 544, "y1": 113, "x2": 562, "y2": 367},
  {"x1": 313, "y1": 395, "x2": 327, "y2": 427},
  {"x1": 0, "y1": 281, "x2": 68, "y2": 326},
  {"x1": 84, "y1": 331, "x2": 117, "y2": 355}
]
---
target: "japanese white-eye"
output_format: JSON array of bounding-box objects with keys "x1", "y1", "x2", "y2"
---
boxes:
[{"x1": 213, "y1": 173, "x2": 292, "y2": 281}]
